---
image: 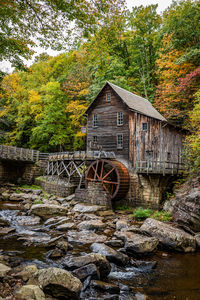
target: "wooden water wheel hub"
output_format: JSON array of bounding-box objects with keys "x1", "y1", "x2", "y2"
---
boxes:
[{"x1": 86, "y1": 159, "x2": 129, "y2": 200}]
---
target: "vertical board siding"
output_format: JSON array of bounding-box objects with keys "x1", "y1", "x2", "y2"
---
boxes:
[
  {"x1": 86, "y1": 85, "x2": 185, "y2": 170},
  {"x1": 87, "y1": 85, "x2": 129, "y2": 159},
  {"x1": 129, "y1": 111, "x2": 185, "y2": 169}
]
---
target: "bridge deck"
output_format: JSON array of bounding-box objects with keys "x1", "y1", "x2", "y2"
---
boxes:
[
  {"x1": 48, "y1": 151, "x2": 116, "y2": 161},
  {"x1": 0, "y1": 145, "x2": 40, "y2": 162}
]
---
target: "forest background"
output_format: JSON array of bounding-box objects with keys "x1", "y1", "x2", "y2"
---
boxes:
[{"x1": 0, "y1": 0, "x2": 199, "y2": 173}]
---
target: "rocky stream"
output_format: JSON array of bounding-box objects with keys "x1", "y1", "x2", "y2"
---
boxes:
[{"x1": 0, "y1": 184, "x2": 200, "y2": 300}]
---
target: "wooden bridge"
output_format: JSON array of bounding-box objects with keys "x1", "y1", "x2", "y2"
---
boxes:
[{"x1": 0, "y1": 145, "x2": 48, "y2": 162}]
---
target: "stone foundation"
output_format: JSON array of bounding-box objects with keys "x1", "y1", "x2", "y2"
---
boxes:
[
  {"x1": 35, "y1": 178, "x2": 76, "y2": 197},
  {"x1": 0, "y1": 160, "x2": 46, "y2": 185},
  {"x1": 115, "y1": 168, "x2": 171, "y2": 210},
  {"x1": 75, "y1": 181, "x2": 112, "y2": 209}
]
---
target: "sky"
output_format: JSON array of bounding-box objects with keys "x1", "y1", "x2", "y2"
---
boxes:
[{"x1": 0, "y1": 0, "x2": 173, "y2": 73}]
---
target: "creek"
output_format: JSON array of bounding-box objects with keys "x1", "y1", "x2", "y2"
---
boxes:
[{"x1": 0, "y1": 195, "x2": 200, "y2": 300}]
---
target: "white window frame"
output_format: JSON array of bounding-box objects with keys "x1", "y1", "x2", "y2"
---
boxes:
[
  {"x1": 93, "y1": 114, "x2": 98, "y2": 127},
  {"x1": 117, "y1": 112, "x2": 123, "y2": 126},
  {"x1": 117, "y1": 134, "x2": 123, "y2": 149},
  {"x1": 142, "y1": 122, "x2": 148, "y2": 131},
  {"x1": 106, "y1": 92, "x2": 111, "y2": 102}
]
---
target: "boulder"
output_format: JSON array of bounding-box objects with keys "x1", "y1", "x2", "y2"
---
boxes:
[
  {"x1": 67, "y1": 230, "x2": 107, "y2": 244},
  {"x1": 16, "y1": 265, "x2": 38, "y2": 282},
  {"x1": 0, "y1": 218, "x2": 10, "y2": 227},
  {"x1": 35, "y1": 267, "x2": 82, "y2": 299},
  {"x1": 17, "y1": 216, "x2": 41, "y2": 226},
  {"x1": 171, "y1": 189, "x2": 200, "y2": 232},
  {"x1": 195, "y1": 233, "x2": 200, "y2": 248},
  {"x1": 90, "y1": 280, "x2": 120, "y2": 294},
  {"x1": 141, "y1": 218, "x2": 196, "y2": 252},
  {"x1": 78, "y1": 220, "x2": 105, "y2": 231},
  {"x1": 73, "y1": 204, "x2": 106, "y2": 213},
  {"x1": 15, "y1": 285, "x2": 45, "y2": 300},
  {"x1": 30, "y1": 204, "x2": 68, "y2": 219},
  {"x1": 115, "y1": 231, "x2": 158, "y2": 254},
  {"x1": 72, "y1": 263, "x2": 100, "y2": 281},
  {"x1": 63, "y1": 253, "x2": 111, "y2": 278},
  {"x1": 57, "y1": 223, "x2": 75, "y2": 231},
  {"x1": 105, "y1": 239, "x2": 124, "y2": 248},
  {"x1": 90, "y1": 243, "x2": 129, "y2": 266},
  {"x1": 0, "y1": 263, "x2": 11, "y2": 277},
  {"x1": 0, "y1": 227, "x2": 15, "y2": 236},
  {"x1": 116, "y1": 220, "x2": 128, "y2": 231}
]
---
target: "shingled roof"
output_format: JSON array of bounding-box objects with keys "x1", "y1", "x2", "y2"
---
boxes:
[{"x1": 86, "y1": 82, "x2": 167, "y2": 122}]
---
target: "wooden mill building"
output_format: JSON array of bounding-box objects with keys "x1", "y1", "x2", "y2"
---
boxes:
[{"x1": 85, "y1": 82, "x2": 185, "y2": 208}]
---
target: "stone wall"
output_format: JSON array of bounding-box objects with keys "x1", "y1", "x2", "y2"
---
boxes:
[
  {"x1": 0, "y1": 160, "x2": 46, "y2": 185},
  {"x1": 114, "y1": 167, "x2": 171, "y2": 210},
  {"x1": 75, "y1": 181, "x2": 112, "y2": 209},
  {"x1": 36, "y1": 178, "x2": 76, "y2": 197}
]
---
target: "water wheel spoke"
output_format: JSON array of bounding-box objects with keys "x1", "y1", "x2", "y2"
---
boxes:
[
  {"x1": 102, "y1": 167, "x2": 115, "y2": 180},
  {"x1": 103, "y1": 180, "x2": 119, "y2": 185},
  {"x1": 102, "y1": 183, "x2": 110, "y2": 195},
  {"x1": 100, "y1": 160, "x2": 104, "y2": 179},
  {"x1": 86, "y1": 177, "x2": 94, "y2": 181},
  {"x1": 91, "y1": 165, "x2": 100, "y2": 180}
]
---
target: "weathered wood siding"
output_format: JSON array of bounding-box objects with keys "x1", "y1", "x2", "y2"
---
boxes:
[
  {"x1": 129, "y1": 111, "x2": 185, "y2": 169},
  {"x1": 87, "y1": 85, "x2": 129, "y2": 159}
]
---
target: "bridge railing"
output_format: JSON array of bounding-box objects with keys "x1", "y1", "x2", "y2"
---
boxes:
[
  {"x1": 136, "y1": 160, "x2": 186, "y2": 175},
  {"x1": 0, "y1": 145, "x2": 40, "y2": 162}
]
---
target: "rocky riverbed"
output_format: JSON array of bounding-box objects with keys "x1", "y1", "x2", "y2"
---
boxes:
[{"x1": 0, "y1": 184, "x2": 200, "y2": 299}]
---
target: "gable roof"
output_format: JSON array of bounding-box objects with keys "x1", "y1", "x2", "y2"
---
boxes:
[{"x1": 85, "y1": 82, "x2": 167, "y2": 122}]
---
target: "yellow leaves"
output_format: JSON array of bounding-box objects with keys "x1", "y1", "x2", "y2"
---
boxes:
[
  {"x1": 65, "y1": 100, "x2": 88, "y2": 129},
  {"x1": 1, "y1": 73, "x2": 20, "y2": 96},
  {"x1": 28, "y1": 90, "x2": 43, "y2": 120}
]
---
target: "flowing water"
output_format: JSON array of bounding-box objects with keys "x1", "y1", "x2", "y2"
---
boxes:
[{"x1": 0, "y1": 200, "x2": 200, "y2": 299}]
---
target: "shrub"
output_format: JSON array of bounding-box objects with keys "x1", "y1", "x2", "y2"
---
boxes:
[
  {"x1": 133, "y1": 207, "x2": 153, "y2": 220},
  {"x1": 133, "y1": 207, "x2": 172, "y2": 222}
]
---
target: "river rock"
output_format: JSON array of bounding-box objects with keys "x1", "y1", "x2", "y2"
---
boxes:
[
  {"x1": 78, "y1": 220, "x2": 105, "y2": 231},
  {"x1": 141, "y1": 218, "x2": 196, "y2": 252},
  {"x1": 105, "y1": 239, "x2": 124, "y2": 247},
  {"x1": 57, "y1": 223, "x2": 75, "y2": 231},
  {"x1": 63, "y1": 253, "x2": 111, "y2": 278},
  {"x1": 72, "y1": 263, "x2": 100, "y2": 281},
  {"x1": 115, "y1": 231, "x2": 158, "y2": 254},
  {"x1": 0, "y1": 227, "x2": 15, "y2": 236},
  {"x1": 195, "y1": 233, "x2": 200, "y2": 248},
  {"x1": 0, "y1": 217, "x2": 10, "y2": 226},
  {"x1": 90, "y1": 243, "x2": 129, "y2": 266},
  {"x1": 15, "y1": 285, "x2": 45, "y2": 300},
  {"x1": 67, "y1": 230, "x2": 107, "y2": 244},
  {"x1": 171, "y1": 188, "x2": 200, "y2": 232},
  {"x1": 9, "y1": 193, "x2": 26, "y2": 201},
  {"x1": 15, "y1": 265, "x2": 38, "y2": 281},
  {"x1": 116, "y1": 220, "x2": 128, "y2": 231},
  {"x1": 90, "y1": 280, "x2": 120, "y2": 294},
  {"x1": 30, "y1": 204, "x2": 68, "y2": 219},
  {"x1": 73, "y1": 204, "x2": 106, "y2": 213},
  {"x1": 17, "y1": 216, "x2": 41, "y2": 226},
  {"x1": 0, "y1": 263, "x2": 11, "y2": 277},
  {"x1": 35, "y1": 267, "x2": 82, "y2": 299}
]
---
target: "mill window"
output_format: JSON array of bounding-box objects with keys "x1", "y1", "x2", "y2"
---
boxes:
[
  {"x1": 142, "y1": 122, "x2": 148, "y2": 131},
  {"x1": 117, "y1": 134, "x2": 123, "y2": 149},
  {"x1": 117, "y1": 112, "x2": 123, "y2": 126},
  {"x1": 93, "y1": 114, "x2": 98, "y2": 127},
  {"x1": 167, "y1": 152, "x2": 171, "y2": 161},
  {"x1": 93, "y1": 136, "x2": 97, "y2": 143},
  {"x1": 106, "y1": 93, "x2": 111, "y2": 102}
]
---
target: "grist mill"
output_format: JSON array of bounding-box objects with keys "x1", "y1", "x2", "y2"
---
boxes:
[{"x1": 0, "y1": 82, "x2": 186, "y2": 209}]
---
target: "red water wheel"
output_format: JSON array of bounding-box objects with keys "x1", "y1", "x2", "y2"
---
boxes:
[{"x1": 86, "y1": 159, "x2": 129, "y2": 200}]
